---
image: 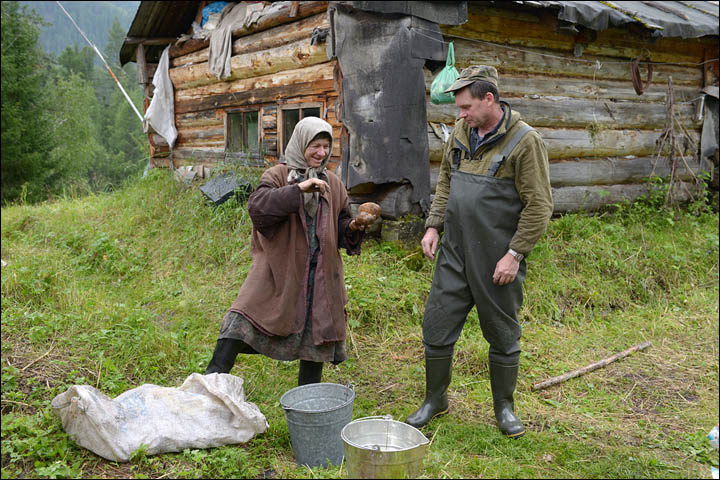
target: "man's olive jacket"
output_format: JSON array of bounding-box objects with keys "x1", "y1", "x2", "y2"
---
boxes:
[{"x1": 425, "y1": 103, "x2": 553, "y2": 255}]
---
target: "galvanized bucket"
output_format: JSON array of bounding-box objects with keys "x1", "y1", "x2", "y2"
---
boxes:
[
  {"x1": 280, "y1": 383, "x2": 354, "y2": 468},
  {"x1": 341, "y1": 415, "x2": 430, "y2": 479}
]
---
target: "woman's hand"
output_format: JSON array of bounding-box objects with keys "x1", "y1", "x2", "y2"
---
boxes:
[
  {"x1": 298, "y1": 178, "x2": 329, "y2": 194},
  {"x1": 349, "y1": 202, "x2": 381, "y2": 231}
]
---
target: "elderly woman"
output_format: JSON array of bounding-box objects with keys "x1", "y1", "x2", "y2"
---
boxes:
[{"x1": 205, "y1": 117, "x2": 378, "y2": 386}]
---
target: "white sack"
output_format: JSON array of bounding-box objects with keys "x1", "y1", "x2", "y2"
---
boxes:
[
  {"x1": 143, "y1": 45, "x2": 177, "y2": 149},
  {"x1": 51, "y1": 373, "x2": 268, "y2": 462}
]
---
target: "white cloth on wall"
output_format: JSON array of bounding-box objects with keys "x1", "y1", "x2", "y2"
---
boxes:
[
  {"x1": 143, "y1": 45, "x2": 177, "y2": 149},
  {"x1": 208, "y1": 2, "x2": 285, "y2": 80}
]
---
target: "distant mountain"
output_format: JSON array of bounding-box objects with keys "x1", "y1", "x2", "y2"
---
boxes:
[{"x1": 19, "y1": 1, "x2": 139, "y2": 60}]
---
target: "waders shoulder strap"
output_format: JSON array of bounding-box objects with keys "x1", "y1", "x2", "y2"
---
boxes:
[{"x1": 487, "y1": 123, "x2": 534, "y2": 176}]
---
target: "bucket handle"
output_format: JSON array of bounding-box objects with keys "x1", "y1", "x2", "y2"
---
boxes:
[{"x1": 352, "y1": 414, "x2": 393, "y2": 422}]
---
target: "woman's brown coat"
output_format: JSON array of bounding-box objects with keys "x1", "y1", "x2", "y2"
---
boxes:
[{"x1": 229, "y1": 164, "x2": 360, "y2": 345}]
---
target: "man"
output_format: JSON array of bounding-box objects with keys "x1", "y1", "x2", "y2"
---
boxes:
[{"x1": 405, "y1": 66, "x2": 553, "y2": 438}]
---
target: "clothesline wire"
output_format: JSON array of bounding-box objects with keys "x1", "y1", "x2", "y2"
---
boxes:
[{"x1": 410, "y1": 26, "x2": 720, "y2": 68}]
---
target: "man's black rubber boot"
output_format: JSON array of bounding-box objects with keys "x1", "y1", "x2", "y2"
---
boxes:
[
  {"x1": 298, "y1": 360, "x2": 324, "y2": 386},
  {"x1": 489, "y1": 361, "x2": 526, "y2": 438},
  {"x1": 405, "y1": 355, "x2": 452, "y2": 428}
]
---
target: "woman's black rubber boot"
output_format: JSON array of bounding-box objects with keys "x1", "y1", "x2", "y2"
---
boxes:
[
  {"x1": 205, "y1": 338, "x2": 254, "y2": 374},
  {"x1": 298, "y1": 360, "x2": 324, "y2": 386}
]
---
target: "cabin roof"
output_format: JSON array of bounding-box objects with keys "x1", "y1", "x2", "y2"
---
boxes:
[
  {"x1": 120, "y1": 1, "x2": 201, "y2": 65},
  {"x1": 120, "y1": 1, "x2": 719, "y2": 66},
  {"x1": 522, "y1": 1, "x2": 719, "y2": 38}
]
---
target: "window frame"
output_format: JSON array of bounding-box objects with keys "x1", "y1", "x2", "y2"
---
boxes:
[
  {"x1": 278, "y1": 102, "x2": 324, "y2": 155},
  {"x1": 224, "y1": 108, "x2": 261, "y2": 161}
]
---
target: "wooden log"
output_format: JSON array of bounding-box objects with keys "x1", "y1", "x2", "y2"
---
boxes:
[
  {"x1": 531, "y1": 341, "x2": 652, "y2": 391},
  {"x1": 446, "y1": 38, "x2": 702, "y2": 86},
  {"x1": 426, "y1": 97, "x2": 700, "y2": 129},
  {"x1": 176, "y1": 79, "x2": 335, "y2": 114},
  {"x1": 176, "y1": 61, "x2": 335, "y2": 100},
  {"x1": 427, "y1": 127, "x2": 701, "y2": 162},
  {"x1": 172, "y1": 13, "x2": 329, "y2": 67},
  {"x1": 429, "y1": 155, "x2": 700, "y2": 192},
  {"x1": 170, "y1": 39, "x2": 329, "y2": 90},
  {"x1": 423, "y1": 69, "x2": 703, "y2": 103},
  {"x1": 548, "y1": 156, "x2": 700, "y2": 187},
  {"x1": 169, "y1": 1, "x2": 328, "y2": 59},
  {"x1": 176, "y1": 126, "x2": 225, "y2": 145},
  {"x1": 551, "y1": 182, "x2": 697, "y2": 213},
  {"x1": 175, "y1": 110, "x2": 222, "y2": 128},
  {"x1": 136, "y1": 43, "x2": 148, "y2": 85}
]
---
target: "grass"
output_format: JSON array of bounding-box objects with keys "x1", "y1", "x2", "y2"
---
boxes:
[{"x1": 1, "y1": 169, "x2": 718, "y2": 479}]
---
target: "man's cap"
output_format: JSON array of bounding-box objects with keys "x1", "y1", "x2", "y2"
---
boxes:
[{"x1": 445, "y1": 65, "x2": 499, "y2": 93}]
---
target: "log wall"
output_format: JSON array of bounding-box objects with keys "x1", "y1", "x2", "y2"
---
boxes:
[
  {"x1": 151, "y1": 6, "x2": 338, "y2": 171},
  {"x1": 427, "y1": 3, "x2": 718, "y2": 213}
]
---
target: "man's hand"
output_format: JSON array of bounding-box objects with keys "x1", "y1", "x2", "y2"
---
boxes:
[
  {"x1": 493, "y1": 252, "x2": 520, "y2": 286},
  {"x1": 298, "y1": 178, "x2": 329, "y2": 194},
  {"x1": 421, "y1": 228, "x2": 440, "y2": 261}
]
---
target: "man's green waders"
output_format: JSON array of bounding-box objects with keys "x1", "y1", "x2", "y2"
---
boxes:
[{"x1": 407, "y1": 125, "x2": 533, "y2": 437}]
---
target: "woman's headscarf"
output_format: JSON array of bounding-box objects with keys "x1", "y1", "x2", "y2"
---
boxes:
[{"x1": 281, "y1": 116, "x2": 334, "y2": 217}]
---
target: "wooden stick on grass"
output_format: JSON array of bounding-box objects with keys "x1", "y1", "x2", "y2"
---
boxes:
[{"x1": 531, "y1": 341, "x2": 652, "y2": 391}]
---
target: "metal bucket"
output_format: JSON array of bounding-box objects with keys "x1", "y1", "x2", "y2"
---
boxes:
[
  {"x1": 280, "y1": 383, "x2": 354, "y2": 468},
  {"x1": 341, "y1": 415, "x2": 430, "y2": 479}
]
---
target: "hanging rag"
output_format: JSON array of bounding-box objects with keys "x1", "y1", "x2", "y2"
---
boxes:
[
  {"x1": 143, "y1": 45, "x2": 177, "y2": 149},
  {"x1": 208, "y1": 2, "x2": 281, "y2": 80}
]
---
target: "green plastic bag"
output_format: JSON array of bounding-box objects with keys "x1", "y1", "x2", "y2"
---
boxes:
[{"x1": 430, "y1": 42, "x2": 459, "y2": 104}]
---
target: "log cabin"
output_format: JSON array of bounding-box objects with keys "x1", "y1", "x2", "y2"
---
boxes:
[{"x1": 120, "y1": 1, "x2": 719, "y2": 228}]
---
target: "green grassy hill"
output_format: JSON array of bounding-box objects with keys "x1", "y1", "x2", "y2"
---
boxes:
[{"x1": 1, "y1": 170, "x2": 718, "y2": 478}]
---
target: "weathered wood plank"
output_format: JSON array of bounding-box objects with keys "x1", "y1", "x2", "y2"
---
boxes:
[
  {"x1": 428, "y1": 156, "x2": 700, "y2": 192},
  {"x1": 172, "y1": 13, "x2": 329, "y2": 67},
  {"x1": 548, "y1": 156, "x2": 701, "y2": 187},
  {"x1": 423, "y1": 69, "x2": 702, "y2": 103},
  {"x1": 446, "y1": 38, "x2": 702, "y2": 86},
  {"x1": 175, "y1": 79, "x2": 335, "y2": 114},
  {"x1": 551, "y1": 182, "x2": 697, "y2": 213},
  {"x1": 426, "y1": 97, "x2": 700, "y2": 129},
  {"x1": 176, "y1": 126, "x2": 225, "y2": 142},
  {"x1": 168, "y1": 1, "x2": 328, "y2": 59},
  {"x1": 177, "y1": 62, "x2": 335, "y2": 101},
  {"x1": 175, "y1": 110, "x2": 222, "y2": 128},
  {"x1": 426, "y1": 127, "x2": 700, "y2": 161},
  {"x1": 170, "y1": 39, "x2": 329, "y2": 90}
]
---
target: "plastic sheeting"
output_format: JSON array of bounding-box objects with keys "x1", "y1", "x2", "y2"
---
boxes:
[
  {"x1": 541, "y1": 1, "x2": 719, "y2": 38},
  {"x1": 51, "y1": 373, "x2": 268, "y2": 462}
]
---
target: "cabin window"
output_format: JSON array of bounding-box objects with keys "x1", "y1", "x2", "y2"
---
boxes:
[
  {"x1": 226, "y1": 110, "x2": 259, "y2": 155},
  {"x1": 280, "y1": 104, "x2": 322, "y2": 153}
]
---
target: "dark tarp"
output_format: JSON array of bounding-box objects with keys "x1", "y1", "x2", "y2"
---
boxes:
[
  {"x1": 351, "y1": 1, "x2": 468, "y2": 26},
  {"x1": 701, "y1": 86, "x2": 719, "y2": 172},
  {"x1": 536, "y1": 1, "x2": 719, "y2": 38},
  {"x1": 330, "y1": 5, "x2": 450, "y2": 215}
]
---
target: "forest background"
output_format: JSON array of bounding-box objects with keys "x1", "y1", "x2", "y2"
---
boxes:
[{"x1": 1, "y1": 1, "x2": 142, "y2": 206}]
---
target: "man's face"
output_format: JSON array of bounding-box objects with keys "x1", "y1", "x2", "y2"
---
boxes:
[{"x1": 454, "y1": 88, "x2": 495, "y2": 130}]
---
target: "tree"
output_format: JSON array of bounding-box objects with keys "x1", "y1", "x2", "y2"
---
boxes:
[
  {"x1": 57, "y1": 43, "x2": 94, "y2": 82},
  {"x1": 1, "y1": 1, "x2": 54, "y2": 204},
  {"x1": 44, "y1": 73, "x2": 106, "y2": 195}
]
